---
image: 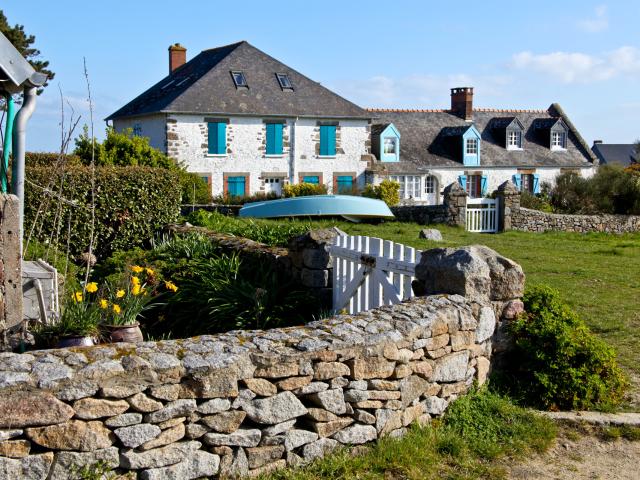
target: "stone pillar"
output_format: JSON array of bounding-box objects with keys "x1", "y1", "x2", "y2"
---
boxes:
[
  {"x1": 288, "y1": 228, "x2": 339, "y2": 309},
  {"x1": 413, "y1": 244, "x2": 526, "y2": 370},
  {"x1": 495, "y1": 180, "x2": 520, "y2": 232},
  {"x1": 442, "y1": 182, "x2": 467, "y2": 227},
  {"x1": 1, "y1": 194, "x2": 23, "y2": 350}
]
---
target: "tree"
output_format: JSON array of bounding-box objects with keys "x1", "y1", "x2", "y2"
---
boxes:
[{"x1": 0, "y1": 10, "x2": 54, "y2": 94}]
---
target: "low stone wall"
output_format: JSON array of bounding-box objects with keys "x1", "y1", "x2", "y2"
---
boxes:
[
  {"x1": 512, "y1": 208, "x2": 640, "y2": 233},
  {"x1": 392, "y1": 182, "x2": 468, "y2": 227},
  {"x1": 0, "y1": 245, "x2": 524, "y2": 479},
  {"x1": 496, "y1": 180, "x2": 640, "y2": 234}
]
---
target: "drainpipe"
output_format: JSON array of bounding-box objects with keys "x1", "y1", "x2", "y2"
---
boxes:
[
  {"x1": 1, "y1": 94, "x2": 15, "y2": 193},
  {"x1": 11, "y1": 85, "x2": 38, "y2": 255}
]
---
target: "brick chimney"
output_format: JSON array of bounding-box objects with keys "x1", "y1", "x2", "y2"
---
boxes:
[
  {"x1": 168, "y1": 43, "x2": 187, "y2": 74},
  {"x1": 450, "y1": 87, "x2": 474, "y2": 121}
]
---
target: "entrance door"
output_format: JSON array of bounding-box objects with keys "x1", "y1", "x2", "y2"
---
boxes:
[
  {"x1": 264, "y1": 178, "x2": 282, "y2": 196},
  {"x1": 424, "y1": 175, "x2": 439, "y2": 205},
  {"x1": 227, "y1": 176, "x2": 246, "y2": 197}
]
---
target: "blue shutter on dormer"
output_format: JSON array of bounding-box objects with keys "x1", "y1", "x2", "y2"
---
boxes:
[
  {"x1": 512, "y1": 174, "x2": 522, "y2": 190},
  {"x1": 458, "y1": 175, "x2": 467, "y2": 190},
  {"x1": 481, "y1": 175, "x2": 488, "y2": 196},
  {"x1": 533, "y1": 174, "x2": 540, "y2": 194}
]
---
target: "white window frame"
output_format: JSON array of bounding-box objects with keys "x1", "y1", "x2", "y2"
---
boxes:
[
  {"x1": 391, "y1": 175, "x2": 422, "y2": 200},
  {"x1": 466, "y1": 138, "x2": 478, "y2": 155},
  {"x1": 551, "y1": 131, "x2": 566, "y2": 150},
  {"x1": 507, "y1": 130, "x2": 522, "y2": 150},
  {"x1": 424, "y1": 175, "x2": 435, "y2": 194}
]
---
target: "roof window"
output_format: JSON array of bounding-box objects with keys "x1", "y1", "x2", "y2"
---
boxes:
[
  {"x1": 276, "y1": 73, "x2": 293, "y2": 90},
  {"x1": 231, "y1": 71, "x2": 248, "y2": 88}
]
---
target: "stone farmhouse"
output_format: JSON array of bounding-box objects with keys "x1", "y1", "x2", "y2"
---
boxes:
[{"x1": 107, "y1": 41, "x2": 598, "y2": 204}]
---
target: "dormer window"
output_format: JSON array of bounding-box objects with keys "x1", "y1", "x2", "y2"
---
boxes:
[
  {"x1": 551, "y1": 131, "x2": 566, "y2": 150},
  {"x1": 383, "y1": 137, "x2": 397, "y2": 154},
  {"x1": 466, "y1": 138, "x2": 478, "y2": 155},
  {"x1": 231, "y1": 71, "x2": 248, "y2": 88},
  {"x1": 276, "y1": 73, "x2": 293, "y2": 90},
  {"x1": 507, "y1": 130, "x2": 522, "y2": 150}
]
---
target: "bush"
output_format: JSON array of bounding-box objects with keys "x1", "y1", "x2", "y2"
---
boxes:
[
  {"x1": 520, "y1": 190, "x2": 553, "y2": 212},
  {"x1": 362, "y1": 179, "x2": 400, "y2": 206},
  {"x1": 283, "y1": 182, "x2": 328, "y2": 197},
  {"x1": 503, "y1": 285, "x2": 627, "y2": 410},
  {"x1": 187, "y1": 210, "x2": 311, "y2": 247},
  {"x1": 25, "y1": 165, "x2": 181, "y2": 259},
  {"x1": 25, "y1": 152, "x2": 82, "y2": 167},
  {"x1": 212, "y1": 191, "x2": 280, "y2": 205},
  {"x1": 551, "y1": 166, "x2": 640, "y2": 214},
  {"x1": 177, "y1": 170, "x2": 212, "y2": 205}
]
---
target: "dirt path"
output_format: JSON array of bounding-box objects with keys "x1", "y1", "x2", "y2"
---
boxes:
[{"x1": 508, "y1": 427, "x2": 640, "y2": 480}]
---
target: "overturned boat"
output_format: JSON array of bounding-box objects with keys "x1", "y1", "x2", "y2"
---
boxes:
[{"x1": 238, "y1": 195, "x2": 395, "y2": 222}]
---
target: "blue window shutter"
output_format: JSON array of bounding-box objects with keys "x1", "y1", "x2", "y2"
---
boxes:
[
  {"x1": 228, "y1": 176, "x2": 245, "y2": 197},
  {"x1": 274, "y1": 123, "x2": 283, "y2": 154},
  {"x1": 512, "y1": 174, "x2": 522, "y2": 190},
  {"x1": 481, "y1": 175, "x2": 488, "y2": 195},
  {"x1": 217, "y1": 123, "x2": 226, "y2": 154},
  {"x1": 266, "y1": 123, "x2": 275, "y2": 155},
  {"x1": 458, "y1": 175, "x2": 467, "y2": 190},
  {"x1": 320, "y1": 125, "x2": 336, "y2": 156},
  {"x1": 533, "y1": 174, "x2": 540, "y2": 194},
  {"x1": 303, "y1": 176, "x2": 319, "y2": 185},
  {"x1": 337, "y1": 175, "x2": 353, "y2": 193}
]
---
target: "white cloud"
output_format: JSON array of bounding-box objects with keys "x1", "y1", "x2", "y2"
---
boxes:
[
  {"x1": 510, "y1": 46, "x2": 640, "y2": 84},
  {"x1": 331, "y1": 73, "x2": 512, "y2": 109},
  {"x1": 578, "y1": 4, "x2": 609, "y2": 33}
]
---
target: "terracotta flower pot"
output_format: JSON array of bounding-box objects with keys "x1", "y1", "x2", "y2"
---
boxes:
[
  {"x1": 57, "y1": 335, "x2": 95, "y2": 348},
  {"x1": 106, "y1": 323, "x2": 143, "y2": 343}
]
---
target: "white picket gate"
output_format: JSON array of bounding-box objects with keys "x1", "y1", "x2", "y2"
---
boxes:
[
  {"x1": 465, "y1": 198, "x2": 498, "y2": 233},
  {"x1": 330, "y1": 235, "x2": 421, "y2": 314}
]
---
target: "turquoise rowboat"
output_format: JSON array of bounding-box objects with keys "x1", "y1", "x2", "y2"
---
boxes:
[{"x1": 238, "y1": 195, "x2": 395, "y2": 222}]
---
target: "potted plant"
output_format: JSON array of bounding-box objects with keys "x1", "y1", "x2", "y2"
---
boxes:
[
  {"x1": 101, "y1": 265, "x2": 177, "y2": 343},
  {"x1": 46, "y1": 284, "x2": 101, "y2": 348}
]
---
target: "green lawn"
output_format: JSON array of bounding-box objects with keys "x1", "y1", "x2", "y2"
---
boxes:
[{"x1": 304, "y1": 220, "x2": 640, "y2": 379}]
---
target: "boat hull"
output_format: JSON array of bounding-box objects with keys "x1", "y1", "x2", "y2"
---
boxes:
[{"x1": 238, "y1": 195, "x2": 394, "y2": 221}]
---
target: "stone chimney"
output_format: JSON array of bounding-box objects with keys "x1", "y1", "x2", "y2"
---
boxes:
[
  {"x1": 450, "y1": 87, "x2": 474, "y2": 121},
  {"x1": 168, "y1": 43, "x2": 187, "y2": 74}
]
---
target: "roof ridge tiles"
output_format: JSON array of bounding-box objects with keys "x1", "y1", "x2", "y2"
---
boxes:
[{"x1": 366, "y1": 107, "x2": 551, "y2": 114}]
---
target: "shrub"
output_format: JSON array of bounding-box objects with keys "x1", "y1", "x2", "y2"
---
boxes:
[
  {"x1": 551, "y1": 166, "x2": 640, "y2": 215},
  {"x1": 503, "y1": 285, "x2": 627, "y2": 410},
  {"x1": 520, "y1": 190, "x2": 553, "y2": 212},
  {"x1": 283, "y1": 182, "x2": 328, "y2": 197},
  {"x1": 25, "y1": 152, "x2": 82, "y2": 167},
  {"x1": 212, "y1": 191, "x2": 280, "y2": 205},
  {"x1": 25, "y1": 165, "x2": 181, "y2": 259},
  {"x1": 186, "y1": 210, "x2": 311, "y2": 247},
  {"x1": 362, "y1": 179, "x2": 400, "y2": 206},
  {"x1": 177, "y1": 170, "x2": 212, "y2": 205}
]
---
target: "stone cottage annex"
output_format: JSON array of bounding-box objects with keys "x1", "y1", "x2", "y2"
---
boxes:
[{"x1": 107, "y1": 41, "x2": 597, "y2": 204}]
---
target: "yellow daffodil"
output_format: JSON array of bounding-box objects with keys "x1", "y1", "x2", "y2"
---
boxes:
[
  {"x1": 132, "y1": 284, "x2": 142, "y2": 296},
  {"x1": 131, "y1": 265, "x2": 144, "y2": 274},
  {"x1": 131, "y1": 276, "x2": 140, "y2": 286},
  {"x1": 112, "y1": 304, "x2": 121, "y2": 314},
  {"x1": 165, "y1": 281, "x2": 178, "y2": 292},
  {"x1": 145, "y1": 267, "x2": 155, "y2": 276},
  {"x1": 116, "y1": 289, "x2": 125, "y2": 298},
  {"x1": 99, "y1": 299, "x2": 108, "y2": 309},
  {"x1": 86, "y1": 282, "x2": 98, "y2": 293},
  {"x1": 73, "y1": 291, "x2": 83, "y2": 303}
]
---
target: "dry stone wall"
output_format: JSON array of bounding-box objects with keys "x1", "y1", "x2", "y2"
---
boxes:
[{"x1": 0, "y1": 245, "x2": 524, "y2": 479}]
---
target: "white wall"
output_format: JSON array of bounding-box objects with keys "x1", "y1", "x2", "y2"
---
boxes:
[{"x1": 113, "y1": 114, "x2": 166, "y2": 152}]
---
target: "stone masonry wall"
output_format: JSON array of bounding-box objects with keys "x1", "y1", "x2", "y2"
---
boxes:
[
  {"x1": 391, "y1": 182, "x2": 468, "y2": 227},
  {"x1": 0, "y1": 245, "x2": 524, "y2": 479}
]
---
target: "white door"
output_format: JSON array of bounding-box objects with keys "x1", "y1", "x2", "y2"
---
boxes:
[
  {"x1": 264, "y1": 178, "x2": 282, "y2": 196},
  {"x1": 424, "y1": 176, "x2": 439, "y2": 205}
]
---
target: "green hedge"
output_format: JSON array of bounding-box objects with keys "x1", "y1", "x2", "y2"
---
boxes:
[
  {"x1": 25, "y1": 165, "x2": 181, "y2": 258},
  {"x1": 25, "y1": 152, "x2": 83, "y2": 167}
]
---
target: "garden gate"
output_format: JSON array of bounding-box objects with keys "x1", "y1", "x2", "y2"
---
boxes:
[
  {"x1": 330, "y1": 235, "x2": 421, "y2": 314},
  {"x1": 465, "y1": 197, "x2": 498, "y2": 233}
]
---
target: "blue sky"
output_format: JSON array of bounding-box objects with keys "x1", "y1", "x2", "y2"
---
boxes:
[{"x1": 3, "y1": 0, "x2": 639, "y2": 151}]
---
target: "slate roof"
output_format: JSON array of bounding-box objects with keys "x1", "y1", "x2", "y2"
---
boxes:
[
  {"x1": 592, "y1": 143, "x2": 637, "y2": 167},
  {"x1": 367, "y1": 105, "x2": 597, "y2": 173},
  {"x1": 107, "y1": 41, "x2": 369, "y2": 120}
]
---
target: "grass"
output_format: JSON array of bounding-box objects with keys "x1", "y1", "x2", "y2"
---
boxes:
[{"x1": 260, "y1": 388, "x2": 556, "y2": 480}]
